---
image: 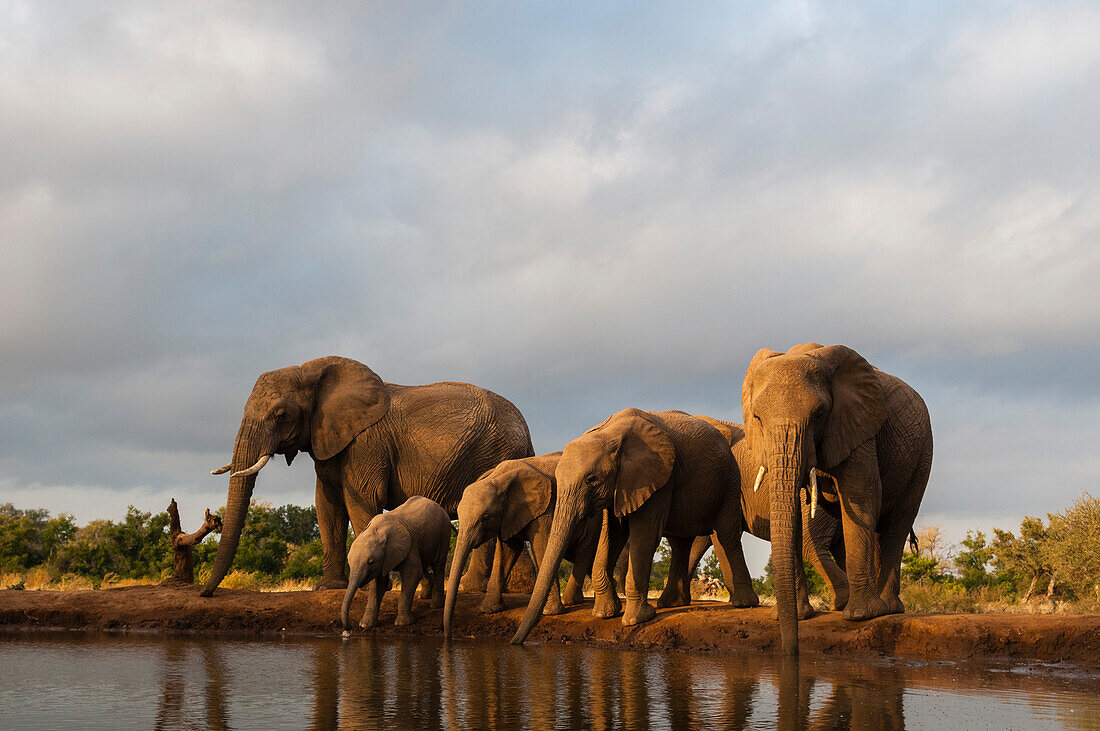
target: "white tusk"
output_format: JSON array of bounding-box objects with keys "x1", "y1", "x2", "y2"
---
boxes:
[
  {"x1": 753, "y1": 465, "x2": 766, "y2": 493},
  {"x1": 809, "y1": 468, "x2": 819, "y2": 520},
  {"x1": 210, "y1": 463, "x2": 232, "y2": 475},
  {"x1": 230, "y1": 454, "x2": 271, "y2": 478}
]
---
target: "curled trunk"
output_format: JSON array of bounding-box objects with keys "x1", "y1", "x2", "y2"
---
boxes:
[
  {"x1": 511, "y1": 494, "x2": 582, "y2": 645},
  {"x1": 444, "y1": 533, "x2": 477, "y2": 638},
  {"x1": 769, "y1": 424, "x2": 806, "y2": 656},
  {"x1": 200, "y1": 422, "x2": 270, "y2": 597}
]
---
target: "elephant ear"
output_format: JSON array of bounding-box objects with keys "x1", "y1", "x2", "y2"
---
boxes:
[
  {"x1": 381, "y1": 520, "x2": 413, "y2": 575},
  {"x1": 741, "y1": 348, "x2": 782, "y2": 463},
  {"x1": 500, "y1": 461, "x2": 555, "y2": 541},
  {"x1": 303, "y1": 357, "x2": 391, "y2": 461},
  {"x1": 611, "y1": 410, "x2": 676, "y2": 518},
  {"x1": 810, "y1": 345, "x2": 887, "y2": 469}
]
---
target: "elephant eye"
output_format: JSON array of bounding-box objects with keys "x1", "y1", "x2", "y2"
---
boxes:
[{"x1": 585, "y1": 474, "x2": 601, "y2": 486}]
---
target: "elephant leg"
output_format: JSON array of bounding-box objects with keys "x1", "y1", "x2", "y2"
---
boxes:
[
  {"x1": 713, "y1": 528, "x2": 759, "y2": 608},
  {"x1": 656, "y1": 535, "x2": 693, "y2": 608},
  {"x1": 622, "y1": 495, "x2": 668, "y2": 626},
  {"x1": 592, "y1": 511, "x2": 627, "y2": 619},
  {"x1": 430, "y1": 551, "x2": 448, "y2": 610},
  {"x1": 481, "y1": 538, "x2": 519, "y2": 614},
  {"x1": 687, "y1": 534, "x2": 711, "y2": 577},
  {"x1": 528, "y1": 528, "x2": 568, "y2": 616},
  {"x1": 563, "y1": 545, "x2": 590, "y2": 607},
  {"x1": 837, "y1": 444, "x2": 888, "y2": 621},
  {"x1": 394, "y1": 556, "x2": 422, "y2": 626},
  {"x1": 316, "y1": 476, "x2": 352, "y2": 590},
  {"x1": 360, "y1": 577, "x2": 384, "y2": 628},
  {"x1": 459, "y1": 540, "x2": 495, "y2": 593},
  {"x1": 876, "y1": 527, "x2": 909, "y2": 615},
  {"x1": 804, "y1": 509, "x2": 849, "y2": 611}
]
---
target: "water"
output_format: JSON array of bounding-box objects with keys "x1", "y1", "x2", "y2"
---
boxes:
[{"x1": 0, "y1": 632, "x2": 1097, "y2": 729}]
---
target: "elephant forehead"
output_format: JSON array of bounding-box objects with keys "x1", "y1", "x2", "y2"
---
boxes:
[{"x1": 560, "y1": 434, "x2": 613, "y2": 469}]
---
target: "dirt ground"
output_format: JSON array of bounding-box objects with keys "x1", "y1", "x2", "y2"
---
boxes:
[{"x1": 2, "y1": 585, "x2": 1098, "y2": 668}]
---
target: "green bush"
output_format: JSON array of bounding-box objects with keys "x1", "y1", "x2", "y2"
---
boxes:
[{"x1": 0, "y1": 504, "x2": 77, "y2": 571}]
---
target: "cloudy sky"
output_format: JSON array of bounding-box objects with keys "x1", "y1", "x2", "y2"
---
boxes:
[{"x1": 2, "y1": 1, "x2": 1098, "y2": 573}]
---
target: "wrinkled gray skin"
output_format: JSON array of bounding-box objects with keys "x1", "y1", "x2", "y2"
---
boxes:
[
  {"x1": 202, "y1": 356, "x2": 532, "y2": 597},
  {"x1": 743, "y1": 343, "x2": 933, "y2": 655},
  {"x1": 678, "y1": 418, "x2": 848, "y2": 617},
  {"x1": 341, "y1": 496, "x2": 452, "y2": 629},
  {"x1": 443, "y1": 452, "x2": 602, "y2": 638},
  {"x1": 511, "y1": 409, "x2": 740, "y2": 645}
]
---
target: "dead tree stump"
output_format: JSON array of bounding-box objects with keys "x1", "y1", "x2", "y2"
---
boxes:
[{"x1": 166, "y1": 499, "x2": 222, "y2": 584}]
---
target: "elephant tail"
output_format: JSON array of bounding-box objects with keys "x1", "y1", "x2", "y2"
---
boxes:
[{"x1": 908, "y1": 529, "x2": 919, "y2": 554}]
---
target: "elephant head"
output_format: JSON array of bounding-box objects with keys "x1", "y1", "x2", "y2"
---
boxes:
[
  {"x1": 201, "y1": 356, "x2": 390, "y2": 596},
  {"x1": 443, "y1": 454, "x2": 558, "y2": 637},
  {"x1": 742, "y1": 343, "x2": 885, "y2": 654},
  {"x1": 340, "y1": 515, "x2": 412, "y2": 629},
  {"x1": 511, "y1": 409, "x2": 674, "y2": 644}
]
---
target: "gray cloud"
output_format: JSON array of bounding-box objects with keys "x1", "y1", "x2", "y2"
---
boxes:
[{"x1": 1, "y1": 2, "x2": 1098, "y2": 572}]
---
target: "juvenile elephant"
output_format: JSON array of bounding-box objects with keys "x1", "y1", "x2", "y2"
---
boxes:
[
  {"x1": 511, "y1": 409, "x2": 740, "y2": 644},
  {"x1": 202, "y1": 356, "x2": 533, "y2": 596},
  {"x1": 443, "y1": 452, "x2": 602, "y2": 638},
  {"x1": 743, "y1": 343, "x2": 932, "y2": 655},
  {"x1": 675, "y1": 417, "x2": 848, "y2": 617},
  {"x1": 341, "y1": 496, "x2": 452, "y2": 628}
]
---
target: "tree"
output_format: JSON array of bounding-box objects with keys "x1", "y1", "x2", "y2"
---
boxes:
[
  {"x1": 955, "y1": 531, "x2": 993, "y2": 590},
  {"x1": 1044, "y1": 493, "x2": 1100, "y2": 602},
  {"x1": 990, "y1": 516, "x2": 1052, "y2": 602},
  {"x1": 0, "y1": 505, "x2": 76, "y2": 571}
]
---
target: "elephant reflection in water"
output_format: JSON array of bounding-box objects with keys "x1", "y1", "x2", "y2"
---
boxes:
[
  {"x1": 155, "y1": 642, "x2": 229, "y2": 731},
  {"x1": 805, "y1": 661, "x2": 906, "y2": 731},
  {"x1": 326, "y1": 638, "x2": 445, "y2": 730}
]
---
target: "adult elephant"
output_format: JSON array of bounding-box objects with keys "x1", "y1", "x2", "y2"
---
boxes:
[
  {"x1": 201, "y1": 356, "x2": 533, "y2": 596},
  {"x1": 743, "y1": 343, "x2": 932, "y2": 655},
  {"x1": 510, "y1": 408, "x2": 739, "y2": 644},
  {"x1": 675, "y1": 417, "x2": 848, "y2": 616}
]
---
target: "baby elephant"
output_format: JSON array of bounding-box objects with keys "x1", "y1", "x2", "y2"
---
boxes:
[
  {"x1": 444, "y1": 452, "x2": 602, "y2": 638},
  {"x1": 341, "y1": 496, "x2": 452, "y2": 629}
]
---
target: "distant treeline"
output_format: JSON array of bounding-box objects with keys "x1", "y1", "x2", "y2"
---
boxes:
[
  {"x1": 0, "y1": 502, "x2": 324, "y2": 587},
  {"x1": 1, "y1": 494, "x2": 1097, "y2": 611}
]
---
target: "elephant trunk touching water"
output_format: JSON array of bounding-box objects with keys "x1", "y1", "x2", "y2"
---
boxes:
[
  {"x1": 443, "y1": 531, "x2": 478, "y2": 637},
  {"x1": 767, "y1": 422, "x2": 812, "y2": 656}
]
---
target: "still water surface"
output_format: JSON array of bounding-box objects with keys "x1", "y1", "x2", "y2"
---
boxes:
[{"x1": 1, "y1": 631, "x2": 1097, "y2": 729}]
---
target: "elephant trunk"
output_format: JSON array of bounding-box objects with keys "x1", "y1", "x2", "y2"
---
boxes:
[
  {"x1": 511, "y1": 491, "x2": 583, "y2": 645},
  {"x1": 769, "y1": 423, "x2": 808, "y2": 656},
  {"x1": 341, "y1": 564, "x2": 366, "y2": 630},
  {"x1": 200, "y1": 420, "x2": 272, "y2": 597},
  {"x1": 444, "y1": 531, "x2": 478, "y2": 638}
]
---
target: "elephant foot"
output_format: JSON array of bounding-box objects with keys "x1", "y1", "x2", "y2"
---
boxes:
[
  {"x1": 656, "y1": 590, "x2": 690, "y2": 609},
  {"x1": 478, "y1": 597, "x2": 505, "y2": 614},
  {"x1": 430, "y1": 596, "x2": 445, "y2": 610},
  {"x1": 359, "y1": 616, "x2": 378, "y2": 629},
  {"x1": 881, "y1": 594, "x2": 905, "y2": 615},
  {"x1": 622, "y1": 601, "x2": 657, "y2": 627},
  {"x1": 797, "y1": 599, "x2": 816, "y2": 620},
  {"x1": 394, "y1": 612, "x2": 417, "y2": 627},
  {"x1": 543, "y1": 602, "x2": 566, "y2": 616},
  {"x1": 592, "y1": 593, "x2": 622, "y2": 619},
  {"x1": 830, "y1": 589, "x2": 850, "y2": 612},
  {"x1": 315, "y1": 577, "x2": 349, "y2": 590},
  {"x1": 728, "y1": 586, "x2": 760, "y2": 608},
  {"x1": 561, "y1": 583, "x2": 584, "y2": 606},
  {"x1": 843, "y1": 595, "x2": 890, "y2": 621}
]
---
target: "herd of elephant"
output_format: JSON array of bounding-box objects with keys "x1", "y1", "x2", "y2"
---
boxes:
[{"x1": 200, "y1": 343, "x2": 932, "y2": 655}]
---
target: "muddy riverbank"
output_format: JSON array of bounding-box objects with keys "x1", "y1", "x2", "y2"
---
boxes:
[{"x1": 2, "y1": 585, "x2": 1098, "y2": 668}]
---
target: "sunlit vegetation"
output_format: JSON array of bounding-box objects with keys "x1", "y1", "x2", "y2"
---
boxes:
[{"x1": 1, "y1": 494, "x2": 1097, "y2": 613}]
